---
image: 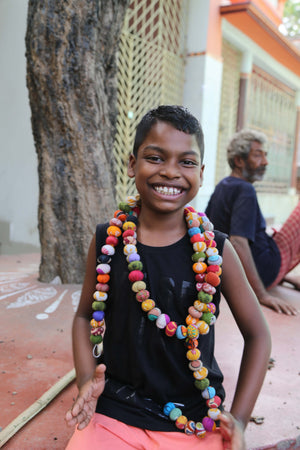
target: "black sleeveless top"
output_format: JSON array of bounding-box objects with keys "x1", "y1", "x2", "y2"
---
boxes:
[{"x1": 95, "y1": 224, "x2": 227, "y2": 431}]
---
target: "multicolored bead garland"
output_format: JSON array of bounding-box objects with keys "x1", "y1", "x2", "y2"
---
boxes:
[{"x1": 90, "y1": 194, "x2": 223, "y2": 438}]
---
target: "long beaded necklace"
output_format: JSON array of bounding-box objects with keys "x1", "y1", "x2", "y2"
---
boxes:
[{"x1": 89, "y1": 194, "x2": 223, "y2": 439}]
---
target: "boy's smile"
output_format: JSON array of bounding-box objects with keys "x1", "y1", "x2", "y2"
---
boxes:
[{"x1": 128, "y1": 121, "x2": 204, "y2": 216}]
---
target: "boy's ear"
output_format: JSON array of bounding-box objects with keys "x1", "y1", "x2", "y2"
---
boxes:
[{"x1": 127, "y1": 154, "x2": 136, "y2": 178}]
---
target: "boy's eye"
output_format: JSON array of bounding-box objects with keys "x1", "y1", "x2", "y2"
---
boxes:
[
  {"x1": 146, "y1": 155, "x2": 162, "y2": 163},
  {"x1": 182, "y1": 159, "x2": 198, "y2": 166}
]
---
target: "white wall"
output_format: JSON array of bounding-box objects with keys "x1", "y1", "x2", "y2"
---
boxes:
[
  {"x1": 0, "y1": 0, "x2": 39, "y2": 253},
  {"x1": 183, "y1": 0, "x2": 223, "y2": 213}
]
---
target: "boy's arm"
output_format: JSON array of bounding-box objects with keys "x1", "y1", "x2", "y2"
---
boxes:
[
  {"x1": 66, "y1": 234, "x2": 106, "y2": 429},
  {"x1": 230, "y1": 235, "x2": 297, "y2": 315},
  {"x1": 221, "y1": 239, "x2": 271, "y2": 428},
  {"x1": 72, "y1": 233, "x2": 98, "y2": 387}
]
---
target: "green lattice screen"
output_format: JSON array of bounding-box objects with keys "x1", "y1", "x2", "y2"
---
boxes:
[
  {"x1": 247, "y1": 66, "x2": 297, "y2": 193},
  {"x1": 114, "y1": 0, "x2": 187, "y2": 202}
]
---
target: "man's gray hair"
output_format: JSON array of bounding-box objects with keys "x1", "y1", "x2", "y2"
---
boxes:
[{"x1": 227, "y1": 129, "x2": 267, "y2": 169}]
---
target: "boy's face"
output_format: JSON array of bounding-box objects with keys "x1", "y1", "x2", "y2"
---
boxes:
[{"x1": 128, "y1": 121, "x2": 204, "y2": 215}]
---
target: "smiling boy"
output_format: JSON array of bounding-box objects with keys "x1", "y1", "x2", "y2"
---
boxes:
[{"x1": 66, "y1": 107, "x2": 271, "y2": 449}]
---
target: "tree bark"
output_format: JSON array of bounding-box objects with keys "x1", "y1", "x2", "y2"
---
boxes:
[{"x1": 25, "y1": 0, "x2": 129, "y2": 283}]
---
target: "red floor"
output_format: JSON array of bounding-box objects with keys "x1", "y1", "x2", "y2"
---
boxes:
[{"x1": 0, "y1": 253, "x2": 299, "y2": 449}]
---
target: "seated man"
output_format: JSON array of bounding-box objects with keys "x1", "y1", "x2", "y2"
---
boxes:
[{"x1": 205, "y1": 129, "x2": 299, "y2": 315}]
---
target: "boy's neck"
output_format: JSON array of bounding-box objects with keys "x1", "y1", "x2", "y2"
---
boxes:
[{"x1": 137, "y1": 209, "x2": 187, "y2": 246}]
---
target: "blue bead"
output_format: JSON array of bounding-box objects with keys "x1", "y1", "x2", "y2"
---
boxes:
[
  {"x1": 93, "y1": 311, "x2": 105, "y2": 321},
  {"x1": 188, "y1": 227, "x2": 200, "y2": 237},
  {"x1": 163, "y1": 402, "x2": 175, "y2": 416}
]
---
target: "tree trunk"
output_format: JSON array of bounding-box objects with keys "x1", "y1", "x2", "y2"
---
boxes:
[{"x1": 25, "y1": 0, "x2": 129, "y2": 283}]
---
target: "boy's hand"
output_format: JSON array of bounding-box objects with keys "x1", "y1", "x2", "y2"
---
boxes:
[
  {"x1": 65, "y1": 364, "x2": 106, "y2": 430},
  {"x1": 219, "y1": 412, "x2": 246, "y2": 450}
]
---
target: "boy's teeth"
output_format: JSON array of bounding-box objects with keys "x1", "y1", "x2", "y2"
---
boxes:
[{"x1": 154, "y1": 186, "x2": 181, "y2": 195}]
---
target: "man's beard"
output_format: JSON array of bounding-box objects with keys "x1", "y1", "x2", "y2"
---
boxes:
[{"x1": 242, "y1": 163, "x2": 266, "y2": 183}]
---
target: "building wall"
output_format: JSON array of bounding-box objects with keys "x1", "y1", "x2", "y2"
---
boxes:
[
  {"x1": 0, "y1": 0, "x2": 299, "y2": 254},
  {"x1": 0, "y1": 0, "x2": 39, "y2": 254}
]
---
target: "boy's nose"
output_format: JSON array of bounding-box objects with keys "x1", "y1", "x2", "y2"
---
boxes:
[{"x1": 159, "y1": 163, "x2": 180, "y2": 178}]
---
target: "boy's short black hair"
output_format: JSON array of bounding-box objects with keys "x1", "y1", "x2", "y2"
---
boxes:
[{"x1": 132, "y1": 105, "x2": 204, "y2": 161}]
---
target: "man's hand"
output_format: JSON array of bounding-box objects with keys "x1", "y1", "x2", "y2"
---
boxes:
[
  {"x1": 219, "y1": 412, "x2": 246, "y2": 450},
  {"x1": 65, "y1": 364, "x2": 106, "y2": 430},
  {"x1": 259, "y1": 292, "x2": 297, "y2": 315}
]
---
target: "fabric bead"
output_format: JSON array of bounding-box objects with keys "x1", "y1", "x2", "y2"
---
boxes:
[
  {"x1": 186, "y1": 348, "x2": 201, "y2": 361},
  {"x1": 185, "y1": 338, "x2": 198, "y2": 350},
  {"x1": 126, "y1": 195, "x2": 139, "y2": 207},
  {"x1": 193, "y1": 301, "x2": 208, "y2": 313},
  {"x1": 195, "y1": 422, "x2": 206, "y2": 438},
  {"x1": 114, "y1": 209, "x2": 127, "y2": 221},
  {"x1": 206, "y1": 247, "x2": 218, "y2": 257},
  {"x1": 118, "y1": 202, "x2": 131, "y2": 213},
  {"x1": 187, "y1": 324, "x2": 199, "y2": 339},
  {"x1": 127, "y1": 253, "x2": 140, "y2": 262},
  {"x1": 202, "y1": 312, "x2": 215, "y2": 325},
  {"x1": 197, "y1": 291, "x2": 213, "y2": 303},
  {"x1": 124, "y1": 244, "x2": 137, "y2": 255},
  {"x1": 202, "y1": 283, "x2": 216, "y2": 295},
  {"x1": 90, "y1": 334, "x2": 103, "y2": 344},
  {"x1": 206, "y1": 396, "x2": 222, "y2": 408},
  {"x1": 193, "y1": 241, "x2": 206, "y2": 252},
  {"x1": 188, "y1": 306, "x2": 202, "y2": 319},
  {"x1": 206, "y1": 303, "x2": 216, "y2": 314},
  {"x1": 128, "y1": 261, "x2": 143, "y2": 271},
  {"x1": 197, "y1": 320, "x2": 210, "y2": 335},
  {"x1": 136, "y1": 289, "x2": 150, "y2": 302},
  {"x1": 193, "y1": 367, "x2": 208, "y2": 380},
  {"x1": 147, "y1": 307, "x2": 161, "y2": 321},
  {"x1": 96, "y1": 283, "x2": 109, "y2": 292},
  {"x1": 97, "y1": 274, "x2": 110, "y2": 284},
  {"x1": 205, "y1": 272, "x2": 220, "y2": 287},
  {"x1": 128, "y1": 270, "x2": 144, "y2": 282},
  {"x1": 96, "y1": 264, "x2": 111, "y2": 274},
  {"x1": 141, "y1": 299, "x2": 155, "y2": 312},
  {"x1": 93, "y1": 291, "x2": 108, "y2": 301},
  {"x1": 92, "y1": 301, "x2": 106, "y2": 311},
  {"x1": 101, "y1": 244, "x2": 115, "y2": 256},
  {"x1": 185, "y1": 314, "x2": 197, "y2": 325},
  {"x1": 192, "y1": 252, "x2": 206, "y2": 262},
  {"x1": 163, "y1": 402, "x2": 175, "y2": 416},
  {"x1": 131, "y1": 281, "x2": 146, "y2": 292},
  {"x1": 188, "y1": 359, "x2": 203, "y2": 371},
  {"x1": 123, "y1": 221, "x2": 136, "y2": 231},
  {"x1": 202, "y1": 416, "x2": 216, "y2": 432},
  {"x1": 184, "y1": 420, "x2": 196, "y2": 435},
  {"x1": 176, "y1": 325, "x2": 187, "y2": 339},
  {"x1": 97, "y1": 254, "x2": 111, "y2": 264},
  {"x1": 109, "y1": 217, "x2": 123, "y2": 228},
  {"x1": 107, "y1": 225, "x2": 122, "y2": 237},
  {"x1": 165, "y1": 321, "x2": 178, "y2": 336},
  {"x1": 194, "y1": 378, "x2": 210, "y2": 391},
  {"x1": 106, "y1": 236, "x2": 119, "y2": 246},
  {"x1": 190, "y1": 234, "x2": 203, "y2": 244},
  {"x1": 192, "y1": 262, "x2": 207, "y2": 274},
  {"x1": 169, "y1": 407, "x2": 182, "y2": 421},
  {"x1": 195, "y1": 273, "x2": 206, "y2": 282},
  {"x1": 175, "y1": 415, "x2": 188, "y2": 430},
  {"x1": 188, "y1": 227, "x2": 200, "y2": 236},
  {"x1": 202, "y1": 386, "x2": 216, "y2": 399},
  {"x1": 92, "y1": 310, "x2": 105, "y2": 322},
  {"x1": 156, "y1": 314, "x2": 170, "y2": 329},
  {"x1": 208, "y1": 408, "x2": 221, "y2": 421}
]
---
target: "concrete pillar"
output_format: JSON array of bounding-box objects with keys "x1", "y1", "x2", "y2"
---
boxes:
[
  {"x1": 237, "y1": 51, "x2": 253, "y2": 130},
  {"x1": 183, "y1": 0, "x2": 223, "y2": 210}
]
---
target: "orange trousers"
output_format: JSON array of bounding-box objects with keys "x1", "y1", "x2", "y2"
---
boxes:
[{"x1": 66, "y1": 413, "x2": 224, "y2": 449}]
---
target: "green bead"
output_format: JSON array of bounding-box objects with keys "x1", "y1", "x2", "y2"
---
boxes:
[
  {"x1": 202, "y1": 312, "x2": 214, "y2": 325},
  {"x1": 92, "y1": 301, "x2": 106, "y2": 311},
  {"x1": 194, "y1": 378, "x2": 210, "y2": 391},
  {"x1": 128, "y1": 261, "x2": 143, "y2": 271},
  {"x1": 197, "y1": 291, "x2": 212, "y2": 304},
  {"x1": 90, "y1": 334, "x2": 103, "y2": 344},
  {"x1": 118, "y1": 202, "x2": 131, "y2": 213},
  {"x1": 192, "y1": 252, "x2": 206, "y2": 262},
  {"x1": 169, "y1": 407, "x2": 182, "y2": 421}
]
